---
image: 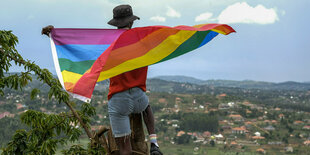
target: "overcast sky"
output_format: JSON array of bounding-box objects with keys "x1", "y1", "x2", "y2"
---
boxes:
[{"x1": 1, "y1": 0, "x2": 309, "y2": 82}]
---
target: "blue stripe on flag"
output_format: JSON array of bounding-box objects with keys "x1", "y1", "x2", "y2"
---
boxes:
[
  {"x1": 198, "y1": 31, "x2": 219, "y2": 48},
  {"x1": 55, "y1": 44, "x2": 110, "y2": 62}
]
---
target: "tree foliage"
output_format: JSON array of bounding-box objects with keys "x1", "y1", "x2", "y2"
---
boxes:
[
  {"x1": 61, "y1": 144, "x2": 88, "y2": 155},
  {"x1": 180, "y1": 113, "x2": 219, "y2": 132},
  {"x1": 0, "y1": 30, "x2": 104, "y2": 154},
  {"x1": 175, "y1": 134, "x2": 191, "y2": 144}
]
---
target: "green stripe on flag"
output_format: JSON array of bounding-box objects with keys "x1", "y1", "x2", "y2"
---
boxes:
[
  {"x1": 58, "y1": 58, "x2": 95, "y2": 75},
  {"x1": 157, "y1": 30, "x2": 210, "y2": 63}
]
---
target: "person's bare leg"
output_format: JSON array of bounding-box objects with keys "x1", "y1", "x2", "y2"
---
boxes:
[
  {"x1": 143, "y1": 105, "x2": 155, "y2": 134},
  {"x1": 143, "y1": 105, "x2": 163, "y2": 155},
  {"x1": 115, "y1": 136, "x2": 132, "y2": 155}
]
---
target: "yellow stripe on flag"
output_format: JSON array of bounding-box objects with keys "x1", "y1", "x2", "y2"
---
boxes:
[
  {"x1": 62, "y1": 70, "x2": 83, "y2": 84},
  {"x1": 97, "y1": 30, "x2": 196, "y2": 81},
  {"x1": 211, "y1": 29, "x2": 227, "y2": 35}
]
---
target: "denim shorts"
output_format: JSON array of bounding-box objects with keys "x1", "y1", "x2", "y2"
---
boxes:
[{"x1": 108, "y1": 87, "x2": 149, "y2": 137}]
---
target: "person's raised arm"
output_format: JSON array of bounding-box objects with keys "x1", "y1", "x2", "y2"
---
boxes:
[{"x1": 41, "y1": 25, "x2": 54, "y2": 37}]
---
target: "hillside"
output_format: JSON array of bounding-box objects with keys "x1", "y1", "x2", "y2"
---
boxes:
[
  {"x1": 153, "y1": 75, "x2": 310, "y2": 91},
  {"x1": 1, "y1": 74, "x2": 310, "y2": 154}
]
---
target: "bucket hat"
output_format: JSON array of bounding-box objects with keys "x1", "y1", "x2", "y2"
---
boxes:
[{"x1": 108, "y1": 5, "x2": 140, "y2": 27}]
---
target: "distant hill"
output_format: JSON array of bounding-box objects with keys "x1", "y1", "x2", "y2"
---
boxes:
[
  {"x1": 152, "y1": 76, "x2": 310, "y2": 91},
  {"x1": 6, "y1": 73, "x2": 310, "y2": 92},
  {"x1": 153, "y1": 75, "x2": 204, "y2": 84}
]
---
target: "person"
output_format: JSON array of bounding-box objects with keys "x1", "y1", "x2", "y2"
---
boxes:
[
  {"x1": 42, "y1": 4, "x2": 163, "y2": 155},
  {"x1": 106, "y1": 4, "x2": 162, "y2": 155}
]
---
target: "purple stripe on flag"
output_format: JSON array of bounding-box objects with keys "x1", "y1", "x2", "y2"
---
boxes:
[{"x1": 51, "y1": 28, "x2": 126, "y2": 45}]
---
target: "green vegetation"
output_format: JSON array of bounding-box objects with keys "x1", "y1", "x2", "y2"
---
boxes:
[{"x1": 0, "y1": 30, "x2": 104, "y2": 154}]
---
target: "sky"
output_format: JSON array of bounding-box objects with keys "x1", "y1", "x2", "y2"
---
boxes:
[{"x1": 1, "y1": 0, "x2": 309, "y2": 82}]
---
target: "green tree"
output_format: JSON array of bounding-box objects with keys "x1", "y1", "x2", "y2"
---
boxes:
[
  {"x1": 0, "y1": 117, "x2": 28, "y2": 147},
  {"x1": 180, "y1": 113, "x2": 219, "y2": 132},
  {"x1": 210, "y1": 140, "x2": 215, "y2": 147},
  {"x1": 0, "y1": 30, "x2": 104, "y2": 154},
  {"x1": 282, "y1": 133, "x2": 290, "y2": 144},
  {"x1": 175, "y1": 134, "x2": 191, "y2": 144}
]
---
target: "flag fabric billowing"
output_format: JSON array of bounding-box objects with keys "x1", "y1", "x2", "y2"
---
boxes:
[{"x1": 50, "y1": 24, "x2": 235, "y2": 102}]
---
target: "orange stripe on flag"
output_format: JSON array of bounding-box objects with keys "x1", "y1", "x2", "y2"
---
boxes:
[
  {"x1": 102, "y1": 28, "x2": 179, "y2": 71},
  {"x1": 64, "y1": 82, "x2": 75, "y2": 92}
]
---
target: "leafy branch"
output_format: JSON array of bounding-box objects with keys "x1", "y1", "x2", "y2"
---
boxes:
[{"x1": 0, "y1": 30, "x2": 105, "y2": 154}]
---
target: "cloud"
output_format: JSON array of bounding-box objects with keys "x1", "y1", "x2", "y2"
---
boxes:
[
  {"x1": 218, "y1": 2, "x2": 279, "y2": 24},
  {"x1": 195, "y1": 12, "x2": 213, "y2": 22},
  {"x1": 150, "y1": 16, "x2": 166, "y2": 22},
  {"x1": 166, "y1": 6, "x2": 181, "y2": 18}
]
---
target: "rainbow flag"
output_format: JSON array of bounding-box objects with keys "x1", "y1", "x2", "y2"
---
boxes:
[{"x1": 50, "y1": 24, "x2": 235, "y2": 102}]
